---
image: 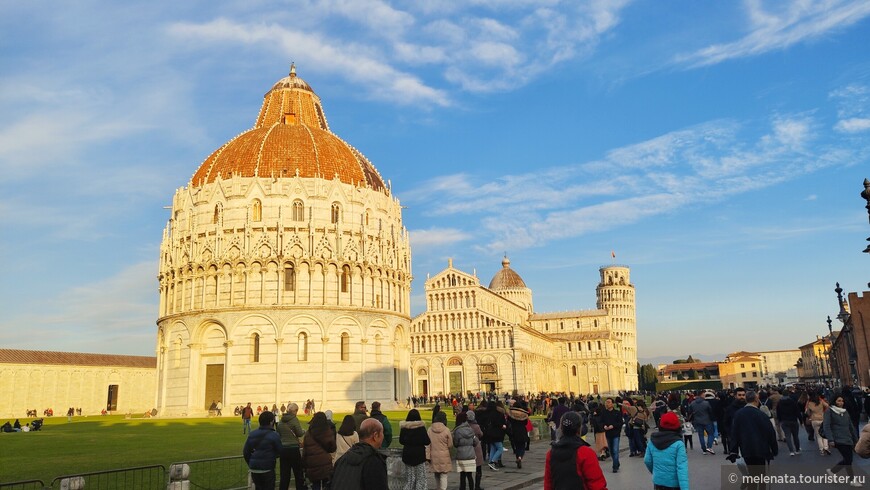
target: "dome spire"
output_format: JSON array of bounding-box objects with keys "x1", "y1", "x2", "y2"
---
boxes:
[
  {"x1": 289, "y1": 62, "x2": 296, "y2": 78},
  {"x1": 502, "y1": 254, "x2": 510, "y2": 268}
]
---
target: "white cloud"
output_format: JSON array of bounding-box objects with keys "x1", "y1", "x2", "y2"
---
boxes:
[
  {"x1": 676, "y1": 0, "x2": 870, "y2": 68},
  {"x1": 834, "y1": 118, "x2": 870, "y2": 133},
  {"x1": 409, "y1": 113, "x2": 859, "y2": 251},
  {"x1": 410, "y1": 227, "x2": 472, "y2": 250},
  {"x1": 167, "y1": 18, "x2": 450, "y2": 107},
  {"x1": 324, "y1": 0, "x2": 415, "y2": 38}
]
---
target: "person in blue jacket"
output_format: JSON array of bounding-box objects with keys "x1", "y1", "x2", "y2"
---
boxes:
[
  {"x1": 645, "y1": 411, "x2": 690, "y2": 490},
  {"x1": 243, "y1": 411, "x2": 284, "y2": 490}
]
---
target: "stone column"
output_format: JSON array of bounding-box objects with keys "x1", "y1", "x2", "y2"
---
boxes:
[
  {"x1": 275, "y1": 338, "x2": 284, "y2": 404},
  {"x1": 223, "y1": 341, "x2": 233, "y2": 409},
  {"x1": 187, "y1": 343, "x2": 203, "y2": 415},
  {"x1": 360, "y1": 338, "x2": 368, "y2": 400},
  {"x1": 321, "y1": 337, "x2": 329, "y2": 408}
]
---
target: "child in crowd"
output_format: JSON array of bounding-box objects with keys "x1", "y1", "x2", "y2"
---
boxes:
[{"x1": 682, "y1": 420, "x2": 694, "y2": 449}]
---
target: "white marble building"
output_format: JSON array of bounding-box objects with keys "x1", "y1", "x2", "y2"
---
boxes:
[
  {"x1": 410, "y1": 258, "x2": 638, "y2": 396},
  {"x1": 155, "y1": 66, "x2": 412, "y2": 416}
]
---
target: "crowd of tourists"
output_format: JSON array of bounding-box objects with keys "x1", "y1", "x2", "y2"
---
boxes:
[{"x1": 241, "y1": 386, "x2": 870, "y2": 489}]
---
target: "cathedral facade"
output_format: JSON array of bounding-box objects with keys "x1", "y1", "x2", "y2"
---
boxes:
[
  {"x1": 155, "y1": 66, "x2": 412, "y2": 416},
  {"x1": 409, "y1": 258, "x2": 637, "y2": 396}
]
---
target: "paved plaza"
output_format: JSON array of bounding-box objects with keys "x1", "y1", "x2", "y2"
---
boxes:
[{"x1": 423, "y1": 429, "x2": 870, "y2": 489}]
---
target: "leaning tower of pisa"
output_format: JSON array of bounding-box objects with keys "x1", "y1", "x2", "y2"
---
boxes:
[{"x1": 596, "y1": 265, "x2": 638, "y2": 390}]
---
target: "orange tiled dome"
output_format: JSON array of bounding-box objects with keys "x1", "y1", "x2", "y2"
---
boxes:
[
  {"x1": 190, "y1": 65, "x2": 386, "y2": 192},
  {"x1": 489, "y1": 256, "x2": 527, "y2": 290}
]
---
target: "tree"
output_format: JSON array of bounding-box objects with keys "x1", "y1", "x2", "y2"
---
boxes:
[{"x1": 638, "y1": 363, "x2": 658, "y2": 391}]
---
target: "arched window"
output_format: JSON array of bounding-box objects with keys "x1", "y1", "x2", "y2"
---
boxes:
[
  {"x1": 365, "y1": 209, "x2": 371, "y2": 226},
  {"x1": 341, "y1": 265, "x2": 350, "y2": 293},
  {"x1": 284, "y1": 265, "x2": 295, "y2": 291},
  {"x1": 252, "y1": 333, "x2": 260, "y2": 362},
  {"x1": 572, "y1": 366, "x2": 577, "y2": 376},
  {"x1": 252, "y1": 199, "x2": 262, "y2": 222},
  {"x1": 340, "y1": 332, "x2": 350, "y2": 361},
  {"x1": 292, "y1": 200, "x2": 304, "y2": 221},
  {"x1": 331, "y1": 202, "x2": 341, "y2": 224},
  {"x1": 298, "y1": 332, "x2": 308, "y2": 361},
  {"x1": 213, "y1": 203, "x2": 222, "y2": 224}
]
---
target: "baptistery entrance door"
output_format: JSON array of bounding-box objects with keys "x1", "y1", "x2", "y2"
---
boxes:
[{"x1": 204, "y1": 364, "x2": 224, "y2": 410}]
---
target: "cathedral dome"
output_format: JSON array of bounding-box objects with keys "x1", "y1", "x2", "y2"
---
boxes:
[
  {"x1": 488, "y1": 256, "x2": 527, "y2": 290},
  {"x1": 190, "y1": 64, "x2": 386, "y2": 192}
]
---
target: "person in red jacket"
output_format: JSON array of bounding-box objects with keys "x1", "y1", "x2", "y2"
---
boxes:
[{"x1": 544, "y1": 411, "x2": 608, "y2": 490}]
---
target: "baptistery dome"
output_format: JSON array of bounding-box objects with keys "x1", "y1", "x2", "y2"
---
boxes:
[
  {"x1": 155, "y1": 65, "x2": 412, "y2": 417},
  {"x1": 191, "y1": 65, "x2": 385, "y2": 191}
]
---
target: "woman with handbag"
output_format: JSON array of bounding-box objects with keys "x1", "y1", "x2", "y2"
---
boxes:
[
  {"x1": 805, "y1": 391, "x2": 830, "y2": 456},
  {"x1": 822, "y1": 394, "x2": 861, "y2": 486},
  {"x1": 631, "y1": 400, "x2": 651, "y2": 457}
]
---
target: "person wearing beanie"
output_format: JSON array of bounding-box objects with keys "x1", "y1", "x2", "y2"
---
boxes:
[
  {"x1": 453, "y1": 412, "x2": 477, "y2": 490},
  {"x1": 644, "y1": 412, "x2": 690, "y2": 490},
  {"x1": 544, "y1": 411, "x2": 608, "y2": 490}
]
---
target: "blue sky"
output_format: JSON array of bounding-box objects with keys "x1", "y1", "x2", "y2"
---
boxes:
[{"x1": 1, "y1": 1, "x2": 869, "y2": 360}]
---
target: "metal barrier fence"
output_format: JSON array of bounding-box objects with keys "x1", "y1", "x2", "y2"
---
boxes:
[
  {"x1": 0, "y1": 481, "x2": 46, "y2": 490},
  {"x1": 172, "y1": 456, "x2": 249, "y2": 490},
  {"x1": 50, "y1": 465, "x2": 166, "y2": 490}
]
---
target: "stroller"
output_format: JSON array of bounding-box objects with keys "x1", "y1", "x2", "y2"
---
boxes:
[{"x1": 30, "y1": 419, "x2": 44, "y2": 431}]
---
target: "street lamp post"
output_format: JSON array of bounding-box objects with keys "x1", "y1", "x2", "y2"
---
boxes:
[
  {"x1": 862, "y1": 178, "x2": 870, "y2": 258},
  {"x1": 827, "y1": 316, "x2": 840, "y2": 388}
]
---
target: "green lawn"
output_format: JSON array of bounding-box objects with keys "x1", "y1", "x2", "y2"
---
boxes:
[
  {"x1": 3, "y1": 410, "x2": 546, "y2": 485},
  {"x1": 0, "y1": 411, "x2": 433, "y2": 484}
]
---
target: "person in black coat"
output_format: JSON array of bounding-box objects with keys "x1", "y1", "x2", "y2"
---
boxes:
[
  {"x1": 840, "y1": 386, "x2": 861, "y2": 438},
  {"x1": 728, "y1": 391, "x2": 777, "y2": 489},
  {"x1": 599, "y1": 397, "x2": 624, "y2": 473},
  {"x1": 399, "y1": 409, "x2": 431, "y2": 489},
  {"x1": 776, "y1": 394, "x2": 802, "y2": 455},
  {"x1": 484, "y1": 401, "x2": 508, "y2": 470},
  {"x1": 721, "y1": 388, "x2": 746, "y2": 453}
]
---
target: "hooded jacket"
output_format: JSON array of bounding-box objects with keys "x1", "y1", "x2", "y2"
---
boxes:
[
  {"x1": 508, "y1": 405, "x2": 531, "y2": 443},
  {"x1": 543, "y1": 436, "x2": 607, "y2": 490},
  {"x1": 644, "y1": 429, "x2": 690, "y2": 490},
  {"x1": 243, "y1": 426, "x2": 283, "y2": 471},
  {"x1": 330, "y1": 441, "x2": 387, "y2": 490},
  {"x1": 427, "y1": 421, "x2": 454, "y2": 473},
  {"x1": 453, "y1": 422, "x2": 478, "y2": 461},
  {"x1": 399, "y1": 420, "x2": 430, "y2": 466},
  {"x1": 302, "y1": 423, "x2": 337, "y2": 481}
]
